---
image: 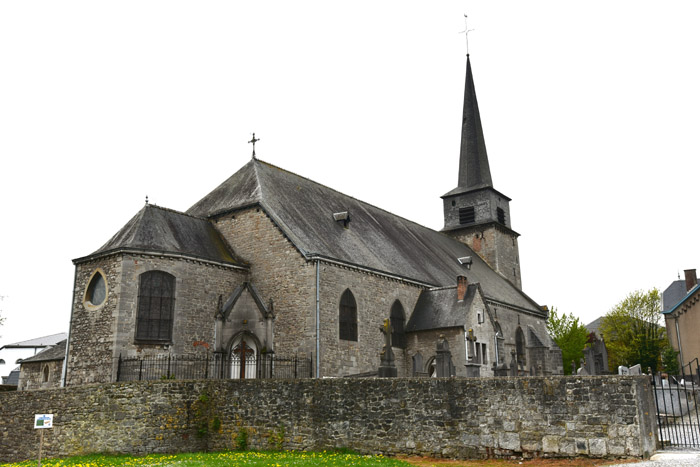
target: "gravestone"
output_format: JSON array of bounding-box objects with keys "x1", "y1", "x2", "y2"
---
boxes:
[
  {"x1": 412, "y1": 352, "x2": 427, "y2": 377},
  {"x1": 435, "y1": 335, "x2": 454, "y2": 378},
  {"x1": 464, "y1": 328, "x2": 480, "y2": 377},
  {"x1": 628, "y1": 364, "x2": 642, "y2": 375},
  {"x1": 509, "y1": 349, "x2": 518, "y2": 377},
  {"x1": 618, "y1": 365, "x2": 629, "y2": 375},
  {"x1": 378, "y1": 319, "x2": 397, "y2": 377}
]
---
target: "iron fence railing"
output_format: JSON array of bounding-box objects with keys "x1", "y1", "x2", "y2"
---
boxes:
[
  {"x1": 651, "y1": 358, "x2": 700, "y2": 448},
  {"x1": 116, "y1": 352, "x2": 313, "y2": 382}
]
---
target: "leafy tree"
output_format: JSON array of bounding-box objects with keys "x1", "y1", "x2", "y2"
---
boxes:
[
  {"x1": 546, "y1": 307, "x2": 589, "y2": 375},
  {"x1": 661, "y1": 344, "x2": 680, "y2": 375},
  {"x1": 600, "y1": 289, "x2": 667, "y2": 372}
]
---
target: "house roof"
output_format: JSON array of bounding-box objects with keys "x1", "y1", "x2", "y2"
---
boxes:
[
  {"x1": 75, "y1": 204, "x2": 244, "y2": 267},
  {"x1": 0, "y1": 333, "x2": 67, "y2": 351},
  {"x1": 585, "y1": 317, "x2": 604, "y2": 338},
  {"x1": 20, "y1": 340, "x2": 66, "y2": 363},
  {"x1": 663, "y1": 283, "x2": 700, "y2": 316},
  {"x1": 405, "y1": 283, "x2": 480, "y2": 332},
  {"x1": 1, "y1": 369, "x2": 19, "y2": 386},
  {"x1": 187, "y1": 158, "x2": 544, "y2": 315},
  {"x1": 662, "y1": 280, "x2": 687, "y2": 312}
]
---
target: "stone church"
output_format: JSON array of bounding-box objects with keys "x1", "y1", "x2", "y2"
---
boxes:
[{"x1": 62, "y1": 55, "x2": 562, "y2": 386}]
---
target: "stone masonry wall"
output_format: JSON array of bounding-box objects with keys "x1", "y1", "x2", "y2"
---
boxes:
[
  {"x1": 114, "y1": 254, "x2": 247, "y2": 359},
  {"x1": 66, "y1": 257, "x2": 123, "y2": 385},
  {"x1": 317, "y1": 262, "x2": 422, "y2": 377},
  {"x1": 0, "y1": 376, "x2": 657, "y2": 463},
  {"x1": 66, "y1": 254, "x2": 247, "y2": 386},
  {"x1": 213, "y1": 208, "x2": 316, "y2": 358},
  {"x1": 17, "y1": 360, "x2": 63, "y2": 391}
]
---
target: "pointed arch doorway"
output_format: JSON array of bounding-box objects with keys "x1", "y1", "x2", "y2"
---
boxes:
[{"x1": 230, "y1": 334, "x2": 259, "y2": 379}]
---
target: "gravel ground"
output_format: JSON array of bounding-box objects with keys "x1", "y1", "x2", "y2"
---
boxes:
[{"x1": 607, "y1": 450, "x2": 700, "y2": 467}]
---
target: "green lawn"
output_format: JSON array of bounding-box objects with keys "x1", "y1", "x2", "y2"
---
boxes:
[{"x1": 1, "y1": 451, "x2": 414, "y2": 467}]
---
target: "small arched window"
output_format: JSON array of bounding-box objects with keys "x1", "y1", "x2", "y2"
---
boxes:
[
  {"x1": 339, "y1": 289, "x2": 357, "y2": 341},
  {"x1": 390, "y1": 300, "x2": 406, "y2": 349},
  {"x1": 42, "y1": 365, "x2": 50, "y2": 383},
  {"x1": 135, "y1": 271, "x2": 176, "y2": 342}
]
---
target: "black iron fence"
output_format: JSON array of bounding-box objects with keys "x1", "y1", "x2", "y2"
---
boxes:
[
  {"x1": 651, "y1": 358, "x2": 700, "y2": 448},
  {"x1": 116, "y1": 353, "x2": 313, "y2": 382}
]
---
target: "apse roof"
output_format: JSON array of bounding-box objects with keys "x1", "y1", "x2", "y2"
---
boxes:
[
  {"x1": 75, "y1": 205, "x2": 243, "y2": 267},
  {"x1": 187, "y1": 158, "x2": 543, "y2": 315}
]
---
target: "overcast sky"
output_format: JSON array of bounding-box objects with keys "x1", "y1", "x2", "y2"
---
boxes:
[{"x1": 1, "y1": 1, "x2": 699, "y2": 376}]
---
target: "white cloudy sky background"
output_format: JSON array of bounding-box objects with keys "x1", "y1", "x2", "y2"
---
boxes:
[{"x1": 1, "y1": 1, "x2": 699, "y2": 374}]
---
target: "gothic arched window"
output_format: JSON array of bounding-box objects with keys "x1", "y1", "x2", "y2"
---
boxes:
[
  {"x1": 390, "y1": 300, "x2": 406, "y2": 349},
  {"x1": 135, "y1": 271, "x2": 176, "y2": 342},
  {"x1": 339, "y1": 289, "x2": 357, "y2": 341}
]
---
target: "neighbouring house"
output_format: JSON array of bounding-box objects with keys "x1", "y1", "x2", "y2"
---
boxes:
[
  {"x1": 58, "y1": 54, "x2": 562, "y2": 388},
  {"x1": 17, "y1": 340, "x2": 67, "y2": 390},
  {"x1": 663, "y1": 269, "x2": 700, "y2": 368},
  {"x1": 0, "y1": 333, "x2": 67, "y2": 388}
]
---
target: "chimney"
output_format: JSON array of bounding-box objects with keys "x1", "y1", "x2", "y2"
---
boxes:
[
  {"x1": 684, "y1": 269, "x2": 698, "y2": 292},
  {"x1": 457, "y1": 275, "x2": 468, "y2": 301}
]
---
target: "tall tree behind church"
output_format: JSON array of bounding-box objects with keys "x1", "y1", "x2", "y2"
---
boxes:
[
  {"x1": 600, "y1": 289, "x2": 667, "y2": 372},
  {"x1": 546, "y1": 308, "x2": 588, "y2": 375}
]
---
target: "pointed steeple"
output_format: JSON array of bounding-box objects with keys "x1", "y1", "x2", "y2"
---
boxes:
[
  {"x1": 457, "y1": 55, "x2": 492, "y2": 191},
  {"x1": 441, "y1": 54, "x2": 522, "y2": 290}
]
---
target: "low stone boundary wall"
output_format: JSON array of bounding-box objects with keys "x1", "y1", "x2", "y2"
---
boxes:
[{"x1": 0, "y1": 376, "x2": 657, "y2": 462}]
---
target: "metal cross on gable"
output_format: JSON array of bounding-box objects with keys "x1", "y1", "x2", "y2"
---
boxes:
[{"x1": 248, "y1": 133, "x2": 260, "y2": 158}]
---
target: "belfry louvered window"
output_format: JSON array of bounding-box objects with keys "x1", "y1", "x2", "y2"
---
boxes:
[
  {"x1": 339, "y1": 289, "x2": 358, "y2": 341},
  {"x1": 459, "y1": 206, "x2": 475, "y2": 224},
  {"x1": 497, "y1": 207, "x2": 506, "y2": 225},
  {"x1": 136, "y1": 271, "x2": 176, "y2": 342}
]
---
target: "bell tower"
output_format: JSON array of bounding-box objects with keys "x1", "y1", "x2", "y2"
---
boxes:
[{"x1": 442, "y1": 55, "x2": 522, "y2": 289}]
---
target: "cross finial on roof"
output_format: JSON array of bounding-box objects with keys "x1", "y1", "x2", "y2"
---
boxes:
[
  {"x1": 248, "y1": 133, "x2": 260, "y2": 159},
  {"x1": 459, "y1": 14, "x2": 474, "y2": 55}
]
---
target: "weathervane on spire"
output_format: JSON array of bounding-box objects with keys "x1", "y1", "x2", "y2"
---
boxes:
[
  {"x1": 248, "y1": 133, "x2": 260, "y2": 159},
  {"x1": 459, "y1": 14, "x2": 474, "y2": 55}
]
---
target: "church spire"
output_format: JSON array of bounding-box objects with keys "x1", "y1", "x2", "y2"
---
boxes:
[
  {"x1": 441, "y1": 54, "x2": 522, "y2": 290},
  {"x1": 457, "y1": 55, "x2": 492, "y2": 191}
]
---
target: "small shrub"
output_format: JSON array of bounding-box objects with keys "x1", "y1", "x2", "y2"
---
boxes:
[{"x1": 236, "y1": 427, "x2": 249, "y2": 451}]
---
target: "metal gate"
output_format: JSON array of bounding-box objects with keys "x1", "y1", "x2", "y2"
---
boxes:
[{"x1": 652, "y1": 358, "x2": 700, "y2": 448}]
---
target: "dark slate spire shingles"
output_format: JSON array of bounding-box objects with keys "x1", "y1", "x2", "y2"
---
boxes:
[{"x1": 444, "y1": 55, "x2": 494, "y2": 198}]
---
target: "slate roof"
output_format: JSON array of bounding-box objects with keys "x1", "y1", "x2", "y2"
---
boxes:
[
  {"x1": 20, "y1": 340, "x2": 66, "y2": 363},
  {"x1": 0, "y1": 333, "x2": 67, "y2": 350},
  {"x1": 662, "y1": 280, "x2": 688, "y2": 312},
  {"x1": 585, "y1": 317, "x2": 604, "y2": 338},
  {"x1": 187, "y1": 159, "x2": 544, "y2": 315},
  {"x1": 2, "y1": 369, "x2": 19, "y2": 386},
  {"x1": 405, "y1": 284, "x2": 479, "y2": 332},
  {"x1": 663, "y1": 283, "x2": 700, "y2": 315},
  {"x1": 75, "y1": 205, "x2": 243, "y2": 266}
]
